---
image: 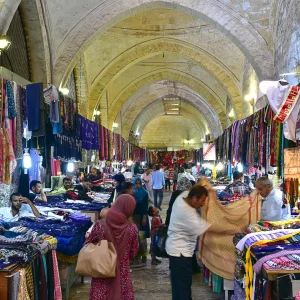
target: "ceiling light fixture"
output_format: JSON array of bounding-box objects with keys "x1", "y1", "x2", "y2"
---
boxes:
[
  {"x1": 166, "y1": 112, "x2": 179, "y2": 115},
  {"x1": 112, "y1": 122, "x2": 118, "y2": 128},
  {"x1": 166, "y1": 108, "x2": 179, "y2": 111},
  {"x1": 0, "y1": 35, "x2": 11, "y2": 51},
  {"x1": 244, "y1": 94, "x2": 254, "y2": 102},
  {"x1": 59, "y1": 87, "x2": 69, "y2": 95}
]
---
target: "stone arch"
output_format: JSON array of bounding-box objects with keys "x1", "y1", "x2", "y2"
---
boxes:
[
  {"x1": 0, "y1": 0, "x2": 21, "y2": 35},
  {"x1": 118, "y1": 84, "x2": 223, "y2": 139},
  {"x1": 130, "y1": 99, "x2": 207, "y2": 140},
  {"x1": 87, "y1": 38, "x2": 242, "y2": 117},
  {"x1": 101, "y1": 69, "x2": 231, "y2": 130},
  {"x1": 54, "y1": 0, "x2": 274, "y2": 86}
]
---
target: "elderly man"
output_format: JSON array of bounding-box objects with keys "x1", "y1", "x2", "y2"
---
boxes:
[
  {"x1": 256, "y1": 176, "x2": 290, "y2": 221},
  {"x1": 0, "y1": 193, "x2": 41, "y2": 221}
]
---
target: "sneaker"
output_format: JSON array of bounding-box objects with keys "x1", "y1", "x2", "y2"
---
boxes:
[
  {"x1": 155, "y1": 258, "x2": 162, "y2": 264},
  {"x1": 141, "y1": 256, "x2": 147, "y2": 263},
  {"x1": 151, "y1": 260, "x2": 160, "y2": 265}
]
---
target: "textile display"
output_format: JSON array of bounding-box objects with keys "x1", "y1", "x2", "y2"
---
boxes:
[
  {"x1": 75, "y1": 114, "x2": 99, "y2": 150},
  {"x1": 198, "y1": 190, "x2": 261, "y2": 280},
  {"x1": 26, "y1": 83, "x2": 42, "y2": 132}
]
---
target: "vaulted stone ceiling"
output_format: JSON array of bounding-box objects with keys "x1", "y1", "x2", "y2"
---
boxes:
[{"x1": 1, "y1": 0, "x2": 285, "y2": 149}]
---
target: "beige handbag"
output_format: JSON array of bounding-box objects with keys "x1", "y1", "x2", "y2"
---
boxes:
[{"x1": 75, "y1": 240, "x2": 117, "y2": 278}]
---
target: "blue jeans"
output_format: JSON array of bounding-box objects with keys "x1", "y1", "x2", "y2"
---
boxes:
[{"x1": 153, "y1": 188, "x2": 163, "y2": 208}]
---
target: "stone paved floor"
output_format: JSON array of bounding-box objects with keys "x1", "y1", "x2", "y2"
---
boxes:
[{"x1": 69, "y1": 191, "x2": 224, "y2": 300}]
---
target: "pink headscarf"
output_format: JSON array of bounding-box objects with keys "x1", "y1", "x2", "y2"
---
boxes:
[
  {"x1": 104, "y1": 194, "x2": 136, "y2": 258},
  {"x1": 102, "y1": 194, "x2": 136, "y2": 300}
]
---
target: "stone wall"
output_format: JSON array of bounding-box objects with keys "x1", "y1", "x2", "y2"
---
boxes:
[
  {"x1": 273, "y1": 0, "x2": 300, "y2": 85},
  {"x1": 242, "y1": 59, "x2": 259, "y2": 118}
]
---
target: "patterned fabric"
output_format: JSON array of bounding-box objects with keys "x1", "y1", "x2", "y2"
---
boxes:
[
  {"x1": 89, "y1": 222, "x2": 139, "y2": 300},
  {"x1": 6, "y1": 80, "x2": 16, "y2": 119},
  {"x1": 11, "y1": 271, "x2": 20, "y2": 300},
  {"x1": 25, "y1": 264, "x2": 34, "y2": 300},
  {"x1": 199, "y1": 190, "x2": 261, "y2": 280},
  {"x1": 17, "y1": 269, "x2": 31, "y2": 300},
  {"x1": 52, "y1": 250, "x2": 62, "y2": 300},
  {"x1": 223, "y1": 181, "x2": 253, "y2": 195},
  {"x1": 150, "y1": 215, "x2": 162, "y2": 256}
]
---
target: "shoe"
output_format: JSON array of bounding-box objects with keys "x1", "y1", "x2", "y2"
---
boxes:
[
  {"x1": 155, "y1": 258, "x2": 162, "y2": 264},
  {"x1": 141, "y1": 256, "x2": 147, "y2": 263},
  {"x1": 151, "y1": 260, "x2": 160, "y2": 265}
]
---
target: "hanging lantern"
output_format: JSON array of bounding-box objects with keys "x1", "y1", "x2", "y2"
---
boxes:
[
  {"x1": 67, "y1": 161, "x2": 75, "y2": 173},
  {"x1": 23, "y1": 148, "x2": 32, "y2": 169}
]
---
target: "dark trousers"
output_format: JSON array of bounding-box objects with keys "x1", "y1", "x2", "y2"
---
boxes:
[
  {"x1": 165, "y1": 178, "x2": 171, "y2": 190},
  {"x1": 169, "y1": 255, "x2": 193, "y2": 300},
  {"x1": 153, "y1": 188, "x2": 163, "y2": 208}
]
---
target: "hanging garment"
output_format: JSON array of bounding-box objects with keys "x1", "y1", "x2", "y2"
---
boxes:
[
  {"x1": 17, "y1": 269, "x2": 31, "y2": 300},
  {"x1": 26, "y1": 83, "x2": 42, "y2": 131},
  {"x1": 256, "y1": 80, "x2": 300, "y2": 141},
  {"x1": 52, "y1": 250, "x2": 62, "y2": 300},
  {"x1": 198, "y1": 190, "x2": 261, "y2": 280}
]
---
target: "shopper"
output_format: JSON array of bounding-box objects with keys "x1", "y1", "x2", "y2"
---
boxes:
[
  {"x1": 172, "y1": 167, "x2": 178, "y2": 191},
  {"x1": 164, "y1": 166, "x2": 171, "y2": 191},
  {"x1": 223, "y1": 171, "x2": 253, "y2": 195},
  {"x1": 151, "y1": 165, "x2": 165, "y2": 210},
  {"x1": 165, "y1": 177, "x2": 192, "y2": 226},
  {"x1": 148, "y1": 206, "x2": 165, "y2": 265},
  {"x1": 133, "y1": 177, "x2": 150, "y2": 264},
  {"x1": 0, "y1": 193, "x2": 41, "y2": 221},
  {"x1": 119, "y1": 181, "x2": 134, "y2": 196},
  {"x1": 256, "y1": 176, "x2": 290, "y2": 221},
  {"x1": 141, "y1": 168, "x2": 153, "y2": 199},
  {"x1": 177, "y1": 167, "x2": 186, "y2": 182},
  {"x1": 108, "y1": 173, "x2": 125, "y2": 203},
  {"x1": 28, "y1": 180, "x2": 48, "y2": 202},
  {"x1": 86, "y1": 195, "x2": 139, "y2": 299},
  {"x1": 166, "y1": 185, "x2": 209, "y2": 300}
]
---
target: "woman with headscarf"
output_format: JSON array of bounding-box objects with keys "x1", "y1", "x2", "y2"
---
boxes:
[
  {"x1": 132, "y1": 177, "x2": 150, "y2": 264},
  {"x1": 165, "y1": 177, "x2": 192, "y2": 226},
  {"x1": 86, "y1": 195, "x2": 139, "y2": 300},
  {"x1": 108, "y1": 173, "x2": 125, "y2": 204}
]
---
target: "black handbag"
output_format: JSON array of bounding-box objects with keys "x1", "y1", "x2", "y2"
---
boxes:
[{"x1": 153, "y1": 227, "x2": 169, "y2": 258}]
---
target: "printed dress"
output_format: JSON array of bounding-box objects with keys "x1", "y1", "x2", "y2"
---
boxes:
[
  {"x1": 88, "y1": 222, "x2": 139, "y2": 300},
  {"x1": 150, "y1": 216, "x2": 162, "y2": 256}
]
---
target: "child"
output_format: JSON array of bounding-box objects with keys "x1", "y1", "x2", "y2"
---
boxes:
[{"x1": 148, "y1": 206, "x2": 165, "y2": 265}]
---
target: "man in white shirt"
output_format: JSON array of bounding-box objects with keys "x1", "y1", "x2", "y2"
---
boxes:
[
  {"x1": 256, "y1": 177, "x2": 289, "y2": 221},
  {"x1": 0, "y1": 193, "x2": 41, "y2": 222},
  {"x1": 166, "y1": 185, "x2": 209, "y2": 300},
  {"x1": 141, "y1": 169, "x2": 153, "y2": 199}
]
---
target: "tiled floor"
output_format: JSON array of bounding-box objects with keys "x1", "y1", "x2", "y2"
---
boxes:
[{"x1": 69, "y1": 191, "x2": 223, "y2": 300}]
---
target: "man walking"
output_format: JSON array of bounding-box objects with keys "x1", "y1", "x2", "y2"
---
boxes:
[
  {"x1": 151, "y1": 165, "x2": 165, "y2": 210},
  {"x1": 166, "y1": 185, "x2": 210, "y2": 300}
]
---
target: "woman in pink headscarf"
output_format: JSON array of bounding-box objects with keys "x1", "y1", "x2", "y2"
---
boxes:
[{"x1": 86, "y1": 194, "x2": 139, "y2": 299}]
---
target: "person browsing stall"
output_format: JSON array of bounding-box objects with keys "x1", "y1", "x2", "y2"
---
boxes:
[
  {"x1": 151, "y1": 165, "x2": 165, "y2": 210},
  {"x1": 256, "y1": 176, "x2": 290, "y2": 221},
  {"x1": 0, "y1": 193, "x2": 41, "y2": 221},
  {"x1": 166, "y1": 185, "x2": 210, "y2": 300},
  {"x1": 28, "y1": 180, "x2": 47, "y2": 202},
  {"x1": 223, "y1": 171, "x2": 253, "y2": 195}
]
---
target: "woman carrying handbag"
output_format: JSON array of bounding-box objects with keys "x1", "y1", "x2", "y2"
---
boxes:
[{"x1": 85, "y1": 194, "x2": 139, "y2": 299}]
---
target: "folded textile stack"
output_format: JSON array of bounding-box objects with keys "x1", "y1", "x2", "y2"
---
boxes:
[{"x1": 232, "y1": 220, "x2": 300, "y2": 300}]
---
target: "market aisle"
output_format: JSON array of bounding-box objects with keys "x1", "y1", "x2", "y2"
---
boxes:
[{"x1": 69, "y1": 192, "x2": 222, "y2": 300}]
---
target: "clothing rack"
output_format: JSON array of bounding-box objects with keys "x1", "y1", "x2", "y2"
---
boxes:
[{"x1": 0, "y1": 66, "x2": 31, "y2": 86}]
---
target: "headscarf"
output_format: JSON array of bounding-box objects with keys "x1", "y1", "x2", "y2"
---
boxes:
[
  {"x1": 112, "y1": 173, "x2": 125, "y2": 192},
  {"x1": 103, "y1": 194, "x2": 137, "y2": 300},
  {"x1": 177, "y1": 177, "x2": 192, "y2": 191},
  {"x1": 133, "y1": 177, "x2": 148, "y2": 203}
]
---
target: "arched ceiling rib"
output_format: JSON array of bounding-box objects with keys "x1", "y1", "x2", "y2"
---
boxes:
[
  {"x1": 101, "y1": 69, "x2": 231, "y2": 131},
  {"x1": 116, "y1": 82, "x2": 223, "y2": 139},
  {"x1": 86, "y1": 38, "x2": 242, "y2": 118},
  {"x1": 49, "y1": 0, "x2": 274, "y2": 86},
  {"x1": 130, "y1": 98, "x2": 208, "y2": 140}
]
